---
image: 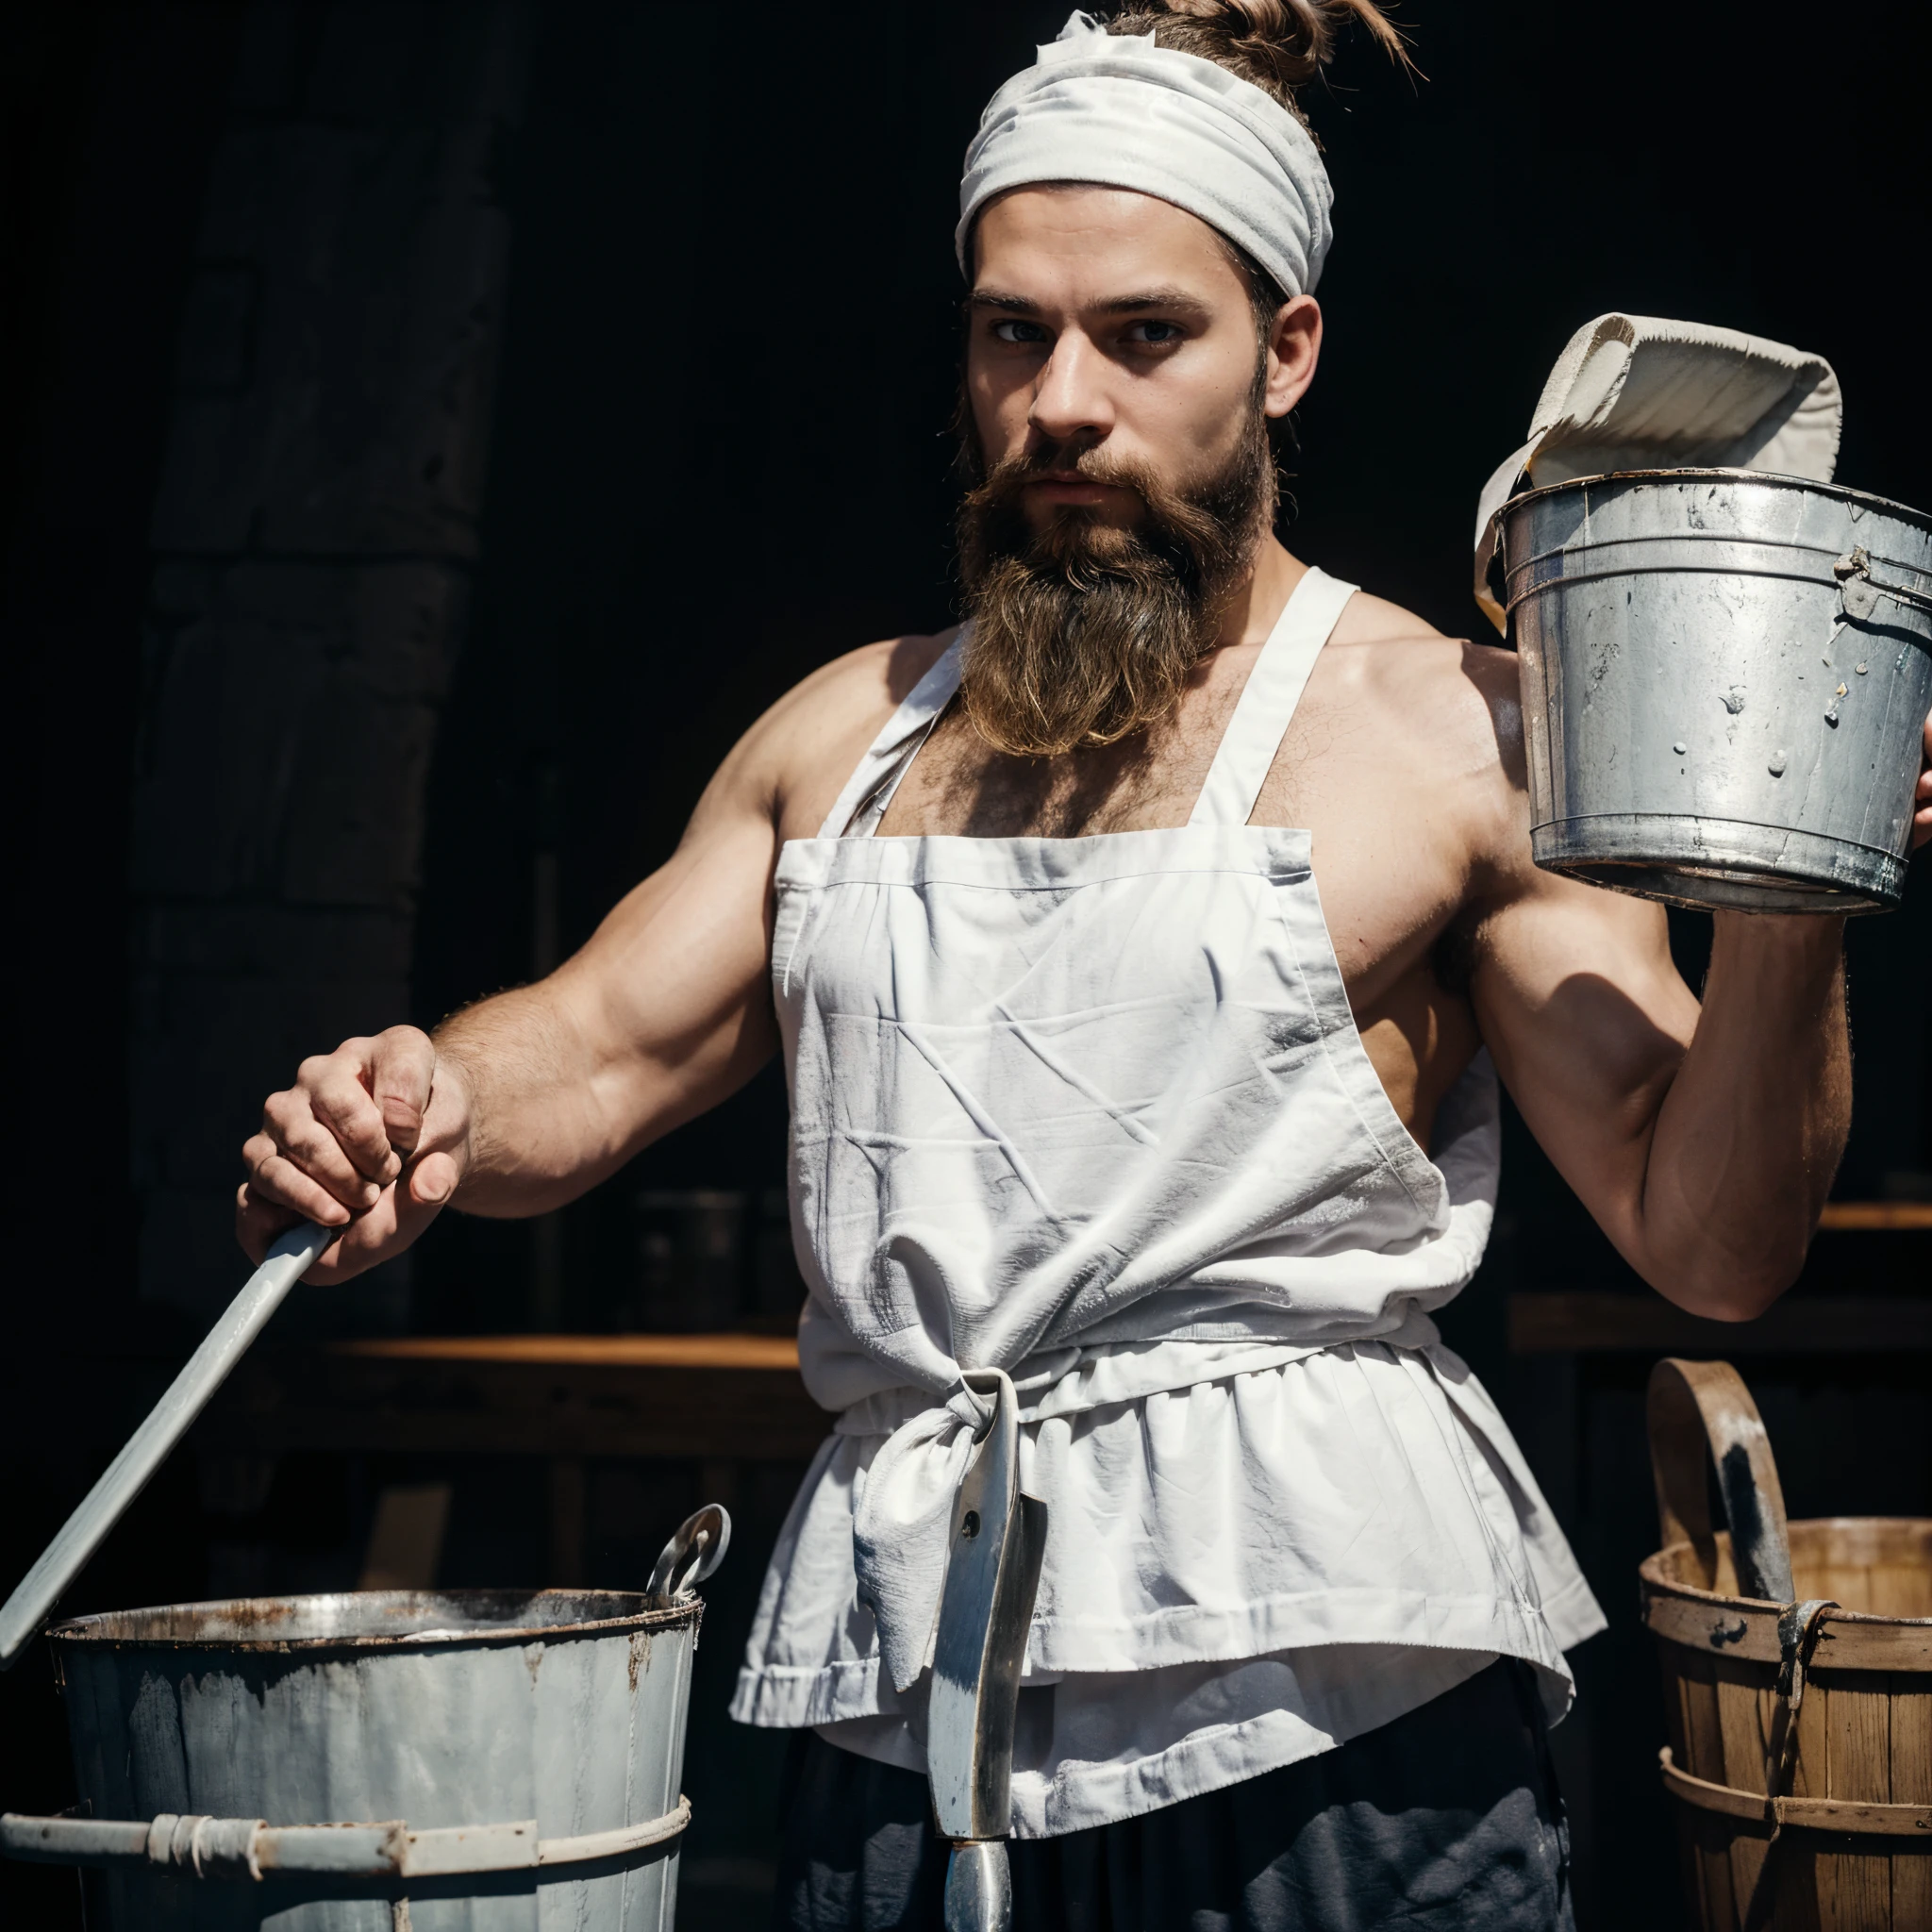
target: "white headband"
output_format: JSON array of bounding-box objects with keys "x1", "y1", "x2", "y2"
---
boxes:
[{"x1": 957, "y1": 10, "x2": 1334, "y2": 301}]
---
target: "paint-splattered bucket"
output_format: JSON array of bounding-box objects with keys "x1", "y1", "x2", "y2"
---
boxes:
[
  {"x1": 1, "y1": 1508, "x2": 727, "y2": 1929},
  {"x1": 1501, "y1": 470, "x2": 1932, "y2": 912}
]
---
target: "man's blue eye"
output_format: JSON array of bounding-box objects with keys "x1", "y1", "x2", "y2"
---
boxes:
[
  {"x1": 1129, "y1": 321, "x2": 1182, "y2": 343},
  {"x1": 993, "y1": 320, "x2": 1047, "y2": 343}
]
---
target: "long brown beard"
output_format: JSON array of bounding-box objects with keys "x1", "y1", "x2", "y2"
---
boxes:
[{"x1": 955, "y1": 405, "x2": 1274, "y2": 758}]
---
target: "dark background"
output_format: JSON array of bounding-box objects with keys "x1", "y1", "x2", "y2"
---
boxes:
[{"x1": 3, "y1": 2, "x2": 1926, "y2": 1926}]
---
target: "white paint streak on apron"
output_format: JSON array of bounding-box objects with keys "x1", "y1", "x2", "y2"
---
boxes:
[{"x1": 733, "y1": 568, "x2": 1605, "y2": 1836}]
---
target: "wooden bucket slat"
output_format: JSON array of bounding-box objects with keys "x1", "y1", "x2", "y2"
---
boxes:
[
  {"x1": 1890, "y1": 1674, "x2": 1932, "y2": 1928},
  {"x1": 1723, "y1": 1664, "x2": 1777, "y2": 1911},
  {"x1": 1702, "y1": 1819, "x2": 1742, "y2": 1931},
  {"x1": 1894, "y1": 1674, "x2": 1932, "y2": 1806},
  {"x1": 1894, "y1": 1844, "x2": 1932, "y2": 1929},
  {"x1": 1643, "y1": 1360, "x2": 1932, "y2": 1932},
  {"x1": 1823, "y1": 1674, "x2": 1894, "y2": 1923},
  {"x1": 1672, "y1": 1647, "x2": 1740, "y2": 1926},
  {"x1": 1821, "y1": 1843, "x2": 1888, "y2": 1928},
  {"x1": 1782, "y1": 1845, "x2": 1826, "y2": 1932},
  {"x1": 1827, "y1": 1674, "x2": 1893, "y2": 1803}
]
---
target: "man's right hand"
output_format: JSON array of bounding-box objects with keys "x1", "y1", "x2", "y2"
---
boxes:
[{"x1": 237, "y1": 1025, "x2": 471, "y2": 1281}]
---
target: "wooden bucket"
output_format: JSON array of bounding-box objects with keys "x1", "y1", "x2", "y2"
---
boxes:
[{"x1": 1640, "y1": 1358, "x2": 1932, "y2": 1931}]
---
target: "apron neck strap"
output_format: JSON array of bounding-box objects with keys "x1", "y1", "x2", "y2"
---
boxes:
[
  {"x1": 1189, "y1": 566, "x2": 1358, "y2": 829},
  {"x1": 817, "y1": 635, "x2": 966, "y2": 839}
]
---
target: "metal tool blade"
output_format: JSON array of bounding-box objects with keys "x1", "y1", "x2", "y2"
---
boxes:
[
  {"x1": 927, "y1": 1368, "x2": 1047, "y2": 1847},
  {"x1": 0, "y1": 1221, "x2": 330, "y2": 1667}
]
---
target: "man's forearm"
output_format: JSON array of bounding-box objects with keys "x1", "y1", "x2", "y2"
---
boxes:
[
  {"x1": 1639, "y1": 913, "x2": 1851, "y2": 1318},
  {"x1": 433, "y1": 977, "x2": 630, "y2": 1217}
]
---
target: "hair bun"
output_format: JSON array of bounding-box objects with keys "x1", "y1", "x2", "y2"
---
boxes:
[{"x1": 1111, "y1": 0, "x2": 1410, "y2": 116}]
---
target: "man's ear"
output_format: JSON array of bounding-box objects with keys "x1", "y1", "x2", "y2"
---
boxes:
[{"x1": 1263, "y1": 295, "x2": 1322, "y2": 419}]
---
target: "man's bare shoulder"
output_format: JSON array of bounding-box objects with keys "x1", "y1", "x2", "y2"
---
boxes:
[
  {"x1": 790, "y1": 629, "x2": 957, "y2": 719},
  {"x1": 1329, "y1": 586, "x2": 1449, "y2": 648},
  {"x1": 1325, "y1": 591, "x2": 1519, "y2": 760},
  {"x1": 723, "y1": 628, "x2": 959, "y2": 842},
  {"x1": 1312, "y1": 589, "x2": 1530, "y2": 859}
]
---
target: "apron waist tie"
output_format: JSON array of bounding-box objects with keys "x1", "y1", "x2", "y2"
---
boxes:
[{"x1": 848, "y1": 1317, "x2": 1445, "y2": 1695}]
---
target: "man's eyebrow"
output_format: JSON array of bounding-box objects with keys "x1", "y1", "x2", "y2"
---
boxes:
[
  {"x1": 1093, "y1": 287, "x2": 1211, "y2": 315},
  {"x1": 966, "y1": 285, "x2": 1213, "y2": 318}
]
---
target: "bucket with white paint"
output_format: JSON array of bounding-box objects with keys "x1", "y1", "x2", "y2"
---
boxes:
[
  {"x1": 1500, "y1": 469, "x2": 1932, "y2": 912},
  {"x1": 1, "y1": 1508, "x2": 728, "y2": 1930}
]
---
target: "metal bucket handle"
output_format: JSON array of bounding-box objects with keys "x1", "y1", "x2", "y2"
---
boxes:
[
  {"x1": 1646, "y1": 1357, "x2": 1795, "y2": 1603},
  {"x1": 646, "y1": 1505, "x2": 731, "y2": 1605},
  {"x1": 1835, "y1": 543, "x2": 1932, "y2": 623}
]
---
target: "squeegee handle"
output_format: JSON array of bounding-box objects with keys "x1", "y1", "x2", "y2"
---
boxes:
[{"x1": 0, "y1": 1221, "x2": 332, "y2": 1669}]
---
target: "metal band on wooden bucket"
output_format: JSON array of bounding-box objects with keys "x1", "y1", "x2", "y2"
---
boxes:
[{"x1": 1660, "y1": 1750, "x2": 1932, "y2": 1840}]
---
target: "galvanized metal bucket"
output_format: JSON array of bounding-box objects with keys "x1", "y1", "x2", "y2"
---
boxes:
[
  {"x1": 1500, "y1": 470, "x2": 1932, "y2": 912},
  {"x1": 2, "y1": 1510, "x2": 727, "y2": 1930}
]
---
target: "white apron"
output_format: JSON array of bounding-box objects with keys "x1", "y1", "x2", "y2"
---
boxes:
[{"x1": 732, "y1": 567, "x2": 1605, "y2": 1838}]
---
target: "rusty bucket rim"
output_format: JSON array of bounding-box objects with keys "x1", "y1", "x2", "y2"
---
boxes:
[
  {"x1": 44, "y1": 1586, "x2": 701, "y2": 1656},
  {"x1": 1501, "y1": 464, "x2": 1932, "y2": 534},
  {"x1": 1639, "y1": 1514, "x2": 1932, "y2": 1624}
]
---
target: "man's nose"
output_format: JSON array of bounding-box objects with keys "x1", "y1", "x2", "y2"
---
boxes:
[{"x1": 1027, "y1": 334, "x2": 1114, "y2": 447}]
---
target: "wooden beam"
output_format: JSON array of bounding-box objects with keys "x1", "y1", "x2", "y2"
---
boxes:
[
  {"x1": 1507, "y1": 1293, "x2": 1932, "y2": 1356},
  {"x1": 327, "y1": 1333, "x2": 802, "y2": 1371},
  {"x1": 201, "y1": 1336, "x2": 832, "y2": 1463},
  {"x1": 1816, "y1": 1202, "x2": 1932, "y2": 1232}
]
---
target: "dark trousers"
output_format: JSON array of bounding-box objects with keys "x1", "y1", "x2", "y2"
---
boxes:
[{"x1": 772, "y1": 1658, "x2": 1574, "y2": 1932}]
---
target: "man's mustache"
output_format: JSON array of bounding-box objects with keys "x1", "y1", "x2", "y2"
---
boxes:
[{"x1": 984, "y1": 445, "x2": 1152, "y2": 496}]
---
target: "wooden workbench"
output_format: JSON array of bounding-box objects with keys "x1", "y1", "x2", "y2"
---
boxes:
[
  {"x1": 208, "y1": 1330, "x2": 828, "y2": 1459},
  {"x1": 1507, "y1": 1201, "x2": 1932, "y2": 1355},
  {"x1": 201, "y1": 1331, "x2": 832, "y2": 1582}
]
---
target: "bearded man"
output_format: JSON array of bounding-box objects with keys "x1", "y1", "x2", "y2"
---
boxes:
[{"x1": 237, "y1": 4, "x2": 1932, "y2": 1928}]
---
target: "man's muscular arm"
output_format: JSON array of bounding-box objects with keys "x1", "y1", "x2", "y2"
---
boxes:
[
  {"x1": 236, "y1": 741, "x2": 782, "y2": 1279},
  {"x1": 1459, "y1": 650, "x2": 1859, "y2": 1322},
  {"x1": 236, "y1": 640, "x2": 934, "y2": 1281}
]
